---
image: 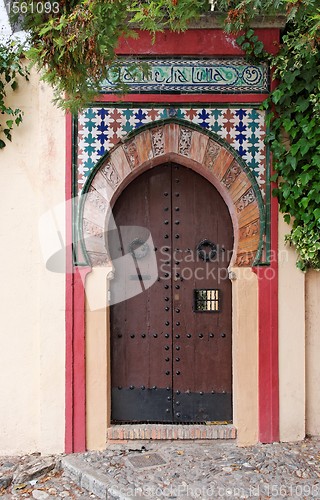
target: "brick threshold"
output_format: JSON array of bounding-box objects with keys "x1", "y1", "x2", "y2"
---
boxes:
[{"x1": 107, "y1": 423, "x2": 236, "y2": 440}]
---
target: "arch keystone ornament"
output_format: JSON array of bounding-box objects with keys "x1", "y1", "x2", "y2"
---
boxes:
[{"x1": 80, "y1": 120, "x2": 265, "y2": 268}]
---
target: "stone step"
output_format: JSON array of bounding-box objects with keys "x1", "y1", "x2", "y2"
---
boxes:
[{"x1": 107, "y1": 424, "x2": 236, "y2": 441}]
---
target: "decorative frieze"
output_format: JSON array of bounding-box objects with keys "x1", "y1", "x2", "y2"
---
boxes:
[
  {"x1": 88, "y1": 252, "x2": 109, "y2": 267},
  {"x1": 239, "y1": 220, "x2": 260, "y2": 239},
  {"x1": 222, "y1": 161, "x2": 242, "y2": 189},
  {"x1": 179, "y1": 127, "x2": 192, "y2": 156},
  {"x1": 100, "y1": 160, "x2": 120, "y2": 189},
  {"x1": 83, "y1": 219, "x2": 104, "y2": 239},
  {"x1": 123, "y1": 139, "x2": 139, "y2": 169},
  {"x1": 235, "y1": 252, "x2": 256, "y2": 267},
  {"x1": 236, "y1": 188, "x2": 256, "y2": 213},
  {"x1": 87, "y1": 187, "x2": 108, "y2": 213},
  {"x1": 203, "y1": 140, "x2": 221, "y2": 171},
  {"x1": 151, "y1": 127, "x2": 165, "y2": 156}
]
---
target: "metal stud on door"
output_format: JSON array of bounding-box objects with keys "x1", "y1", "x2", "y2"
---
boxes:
[
  {"x1": 171, "y1": 165, "x2": 233, "y2": 422},
  {"x1": 109, "y1": 163, "x2": 233, "y2": 423}
]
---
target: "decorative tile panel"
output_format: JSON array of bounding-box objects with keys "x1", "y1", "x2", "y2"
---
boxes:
[
  {"x1": 77, "y1": 106, "x2": 267, "y2": 197},
  {"x1": 101, "y1": 58, "x2": 268, "y2": 93}
]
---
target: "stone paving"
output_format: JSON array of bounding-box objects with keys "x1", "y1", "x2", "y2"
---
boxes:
[
  {"x1": 0, "y1": 453, "x2": 98, "y2": 499},
  {"x1": 3, "y1": 438, "x2": 320, "y2": 499}
]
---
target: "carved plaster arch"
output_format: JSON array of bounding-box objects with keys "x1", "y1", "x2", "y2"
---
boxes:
[{"x1": 80, "y1": 120, "x2": 264, "y2": 268}]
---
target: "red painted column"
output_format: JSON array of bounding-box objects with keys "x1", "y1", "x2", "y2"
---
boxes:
[
  {"x1": 65, "y1": 112, "x2": 73, "y2": 453},
  {"x1": 255, "y1": 59, "x2": 281, "y2": 443},
  {"x1": 253, "y1": 187, "x2": 279, "y2": 443},
  {"x1": 65, "y1": 112, "x2": 91, "y2": 452}
]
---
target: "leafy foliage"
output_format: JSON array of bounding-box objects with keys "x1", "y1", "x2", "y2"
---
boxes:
[
  {"x1": 0, "y1": 41, "x2": 28, "y2": 149},
  {"x1": 234, "y1": 2, "x2": 320, "y2": 270},
  {"x1": 0, "y1": 0, "x2": 206, "y2": 142},
  {"x1": 269, "y1": 24, "x2": 320, "y2": 272},
  {"x1": 130, "y1": 0, "x2": 207, "y2": 34},
  {"x1": 25, "y1": 0, "x2": 134, "y2": 112},
  {"x1": 20, "y1": 0, "x2": 207, "y2": 111}
]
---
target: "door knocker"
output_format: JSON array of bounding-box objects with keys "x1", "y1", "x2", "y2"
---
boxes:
[
  {"x1": 128, "y1": 238, "x2": 149, "y2": 259},
  {"x1": 196, "y1": 239, "x2": 217, "y2": 262}
]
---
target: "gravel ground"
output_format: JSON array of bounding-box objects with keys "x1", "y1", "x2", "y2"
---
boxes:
[
  {"x1": 0, "y1": 453, "x2": 98, "y2": 499},
  {"x1": 3, "y1": 438, "x2": 320, "y2": 499},
  {"x1": 77, "y1": 438, "x2": 320, "y2": 499}
]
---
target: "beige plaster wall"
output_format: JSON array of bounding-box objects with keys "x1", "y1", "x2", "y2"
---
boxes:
[
  {"x1": 85, "y1": 267, "x2": 112, "y2": 450},
  {"x1": 278, "y1": 216, "x2": 305, "y2": 442},
  {"x1": 231, "y1": 267, "x2": 258, "y2": 446},
  {"x1": 0, "y1": 68, "x2": 65, "y2": 454},
  {"x1": 306, "y1": 270, "x2": 320, "y2": 435}
]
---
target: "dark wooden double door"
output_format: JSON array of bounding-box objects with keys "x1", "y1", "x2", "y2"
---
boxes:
[{"x1": 109, "y1": 163, "x2": 233, "y2": 423}]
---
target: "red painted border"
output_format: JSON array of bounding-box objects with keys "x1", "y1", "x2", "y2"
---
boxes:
[
  {"x1": 65, "y1": 112, "x2": 73, "y2": 453},
  {"x1": 94, "y1": 94, "x2": 267, "y2": 104},
  {"x1": 65, "y1": 112, "x2": 90, "y2": 453},
  {"x1": 72, "y1": 266, "x2": 91, "y2": 452},
  {"x1": 253, "y1": 192, "x2": 279, "y2": 443},
  {"x1": 252, "y1": 64, "x2": 280, "y2": 444},
  {"x1": 116, "y1": 29, "x2": 280, "y2": 55}
]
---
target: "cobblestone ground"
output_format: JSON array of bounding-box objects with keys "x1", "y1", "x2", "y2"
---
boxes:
[
  {"x1": 0, "y1": 453, "x2": 98, "y2": 499},
  {"x1": 3, "y1": 438, "x2": 320, "y2": 499}
]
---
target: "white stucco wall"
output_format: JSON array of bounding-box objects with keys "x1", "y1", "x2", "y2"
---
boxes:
[{"x1": 0, "y1": 68, "x2": 65, "y2": 454}]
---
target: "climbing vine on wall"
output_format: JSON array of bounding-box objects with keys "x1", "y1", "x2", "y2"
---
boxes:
[
  {"x1": 234, "y1": 3, "x2": 320, "y2": 271},
  {"x1": 0, "y1": 42, "x2": 28, "y2": 148},
  {"x1": 1, "y1": 0, "x2": 319, "y2": 270},
  {"x1": 0, "y1": 0, "x2": 207, "y2": 141},
  {"x1": 16, "y1": 0, "x2": 207, "y2": 112}
]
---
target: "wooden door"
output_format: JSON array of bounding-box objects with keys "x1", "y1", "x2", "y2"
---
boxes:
[{"x1": 109, "y1": 163, "x2": 233, "y2": 423}]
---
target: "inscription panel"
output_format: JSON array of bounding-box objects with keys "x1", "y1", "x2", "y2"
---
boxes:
[{"x1": 102, "y1": 58, "x2": 268, "y2": 93}]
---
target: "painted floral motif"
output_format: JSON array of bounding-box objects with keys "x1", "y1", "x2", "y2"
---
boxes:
[
  {"x1": 236, "y1": 188, "x2": 256, "y2": 212},
  {"x1": 179, "y1": 127, "x2": 192, "y2": 156},
  {"x1": 235, "y1": 252, "x2": 256, "y2": 266},
  {"x1": 88, "y1": 252, "x2": 109, "y2": 266},
  {"x1": 239, "y1": 220, "x2": 260, "y2": 239},
  {"x1": 100, "y1": 161, "x2": 120, "y2": 189},
  {"x1": 203, "y1": 140, "x2": 221, "y2": 171},
  {"x1": 87, "y1": 186, "x2": 109, "y2": 213},
  {"x1": 123, "y1": 139, "x2": 139, "y2": 169},
  {"x1": 151, "y1": 127, "x2": 165, "y2": 156},
  {"x1": 222, "y1": 161, "x2": 242, "y2": 189},
  {"x1": 83, "y1": 219, "x2": 104, "y2": 239}
]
